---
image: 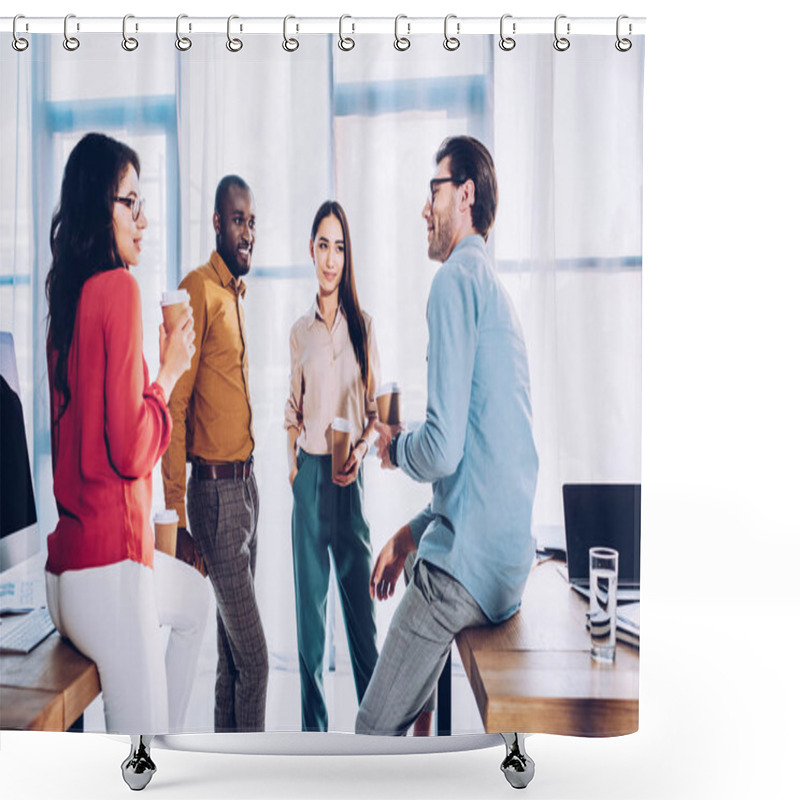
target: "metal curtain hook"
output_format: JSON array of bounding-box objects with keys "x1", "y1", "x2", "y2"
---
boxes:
[
  {"x1": 394, "y1": 15, "x2": 410, "y2": 51},
  {"x1": 63, "y1": 13, "x2": 80, "y2": 51},
  {"x1": 553, "y1": 14, "x2": 570, "y2": 52},
  {"x1": 283, "y1": 15, "x2": 299, "y2": 52},
  {"x1": 499, "y1": 14, "x2": 516, "y2": 51},
  {"x1": 444, "y1": 14, "x2": 460, "y2": 51},
  {"x1": 338, "y1": 14, "x2": 355, "y2": 51},
  {"x1": 12, "y1": 15, "x2": 29, "y2": 52},
  {"x1": 615, "y1": 15, "x2": 632, "y2": 52},
  {"x1": 122, "y1": 14, "x2": 139, "y2": 51},
  {"x1": 227, "y1": 15, "x2": 243, "y2": 52},
  {"x1": 176, "y1": 14, "x2": 192, "y2": 51}
]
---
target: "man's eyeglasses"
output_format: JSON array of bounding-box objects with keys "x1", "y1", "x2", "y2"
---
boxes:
[
  {"x1": 428, "y1": 177, "x2": 461, "y2": 205},
  {"x1": 114, "y1": 195, "x2": 145, "y2": 222}
]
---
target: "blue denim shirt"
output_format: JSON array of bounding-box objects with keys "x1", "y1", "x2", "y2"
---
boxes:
[{"x1": 397, "y1": 235, "x2": 538, "y2": 623}]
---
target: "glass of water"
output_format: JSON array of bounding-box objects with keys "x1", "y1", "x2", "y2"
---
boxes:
[{"x1": 588, "y1": 547, "x2": 619, "y2": 663}]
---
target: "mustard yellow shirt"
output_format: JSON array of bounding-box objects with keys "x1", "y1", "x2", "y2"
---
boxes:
[{"x1": 162, "y1": 251, "x2": 254, "y2": 527}]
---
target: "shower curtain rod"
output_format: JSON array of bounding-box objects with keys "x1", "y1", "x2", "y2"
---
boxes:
[{"x1": 2, "y1": 15, "x2": 645, "y2": 37}]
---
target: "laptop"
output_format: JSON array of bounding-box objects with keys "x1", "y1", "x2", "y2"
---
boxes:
[{"x1": 562, "y1": 483, "x2": 641, "y2": 603}]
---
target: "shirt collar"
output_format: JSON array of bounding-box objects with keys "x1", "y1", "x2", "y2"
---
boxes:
[
  {"x1": 209, "y1": 250, "x2": 247, "y2": 297},
  {"x1": 449, "y1": 233, "x2": 486, "y2": 259},
  {"x1": 304, "y1": 297, "x2": 345, "y2": 330}
]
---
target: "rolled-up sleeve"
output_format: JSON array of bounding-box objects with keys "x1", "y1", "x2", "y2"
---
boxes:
[
  {"x1": 408, "y1": 504, "x2": 435, "y2": 548},
  {"x1": 284, "y1": 323, "x2": 303, "y2": 431}
]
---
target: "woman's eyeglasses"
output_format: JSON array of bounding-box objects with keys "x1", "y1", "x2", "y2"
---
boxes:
[{"x1": 114, "y1": 195, "x2": 145, "y2": 222}]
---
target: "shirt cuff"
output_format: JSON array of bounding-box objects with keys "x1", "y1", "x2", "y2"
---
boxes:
[
  {"x1": 148, "y1": 380, "x2": 168, "y2": 406},
  {"x1": 389, "y1": 433, "x2": 401, "y2": 467}
]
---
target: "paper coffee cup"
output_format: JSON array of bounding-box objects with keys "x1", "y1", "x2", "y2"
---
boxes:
[
  {"x1": 377, "y1": 382, "x2": 402, "y2": 426},
  {"x1": 153, "y1": 508, "x2": 179, "y2": 557},
  {"x1": 160, "y1": 289, "x2": 190, "y2": 333},
  {"x1": 331, "y1": 417, "x2": 353, "y2": 480}
]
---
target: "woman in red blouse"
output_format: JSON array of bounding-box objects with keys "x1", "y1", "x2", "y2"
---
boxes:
[{"x1": 44, "y1": 133, "x2": 195, "y2": 733}]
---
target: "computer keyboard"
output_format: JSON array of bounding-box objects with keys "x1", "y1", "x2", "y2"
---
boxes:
[{"x1": 0, "y1": 606, "x2": 56, "y2": 654}]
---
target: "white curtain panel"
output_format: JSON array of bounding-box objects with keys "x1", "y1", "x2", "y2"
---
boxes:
[{"x1": 175, "y1": 35, "x2": 333, "y2": 698}]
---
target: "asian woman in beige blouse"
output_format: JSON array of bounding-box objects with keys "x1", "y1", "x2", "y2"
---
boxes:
[{"x1": 284, "y1": 200, "x2": 380, "y2": 732}]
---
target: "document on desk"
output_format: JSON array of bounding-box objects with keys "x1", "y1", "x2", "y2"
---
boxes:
[
  {"x1": 583, "y1": 602, "x2": 640, "y2": 648},
  {"x1": 0, "y1": 579, "x2": 43, "y2": 614}
]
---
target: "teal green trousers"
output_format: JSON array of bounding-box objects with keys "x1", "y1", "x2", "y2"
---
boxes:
[{"x1": 291, "y1": 449, "x2": 378, "y2": 732}]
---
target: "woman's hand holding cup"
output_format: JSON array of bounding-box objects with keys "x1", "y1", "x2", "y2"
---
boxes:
[{"x1": 156, "y1": 293, "x2": 195, "y2": 399}]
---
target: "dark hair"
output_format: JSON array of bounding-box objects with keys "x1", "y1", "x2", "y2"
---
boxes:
[
  {"x1": 215, "y1": 175, "x2": 251, "y2": 215},
  {"x1": 46, "y1": 132, "x2": 140, "y2": 421},
  {"x1": 435, "y1": 136, "x2": 498, "y2": 239},
  {"x1": 310, "y1": 201, "x2": 369, "y2": 386}
]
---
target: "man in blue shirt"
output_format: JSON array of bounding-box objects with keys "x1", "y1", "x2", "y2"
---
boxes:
[{"x1": 355, "y1": 136, "x2": 538, "y2": 736}]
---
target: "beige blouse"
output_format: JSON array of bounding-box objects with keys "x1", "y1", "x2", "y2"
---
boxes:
[{"x1": 284, "y1": 301, "x2": 380, "y2": 455}]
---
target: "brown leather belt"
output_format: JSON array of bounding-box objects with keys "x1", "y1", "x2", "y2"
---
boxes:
[{"x1": 192, "y1": 457, "x2": 254, "y2": 481}]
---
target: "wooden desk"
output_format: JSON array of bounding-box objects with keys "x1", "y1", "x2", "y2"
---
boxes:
[
  {"x1": 455, "y1": 559, "x2": 638, "y2": 736},
  {"x1": 1, "y1": 633, "x2": 100, "y2": 731}
]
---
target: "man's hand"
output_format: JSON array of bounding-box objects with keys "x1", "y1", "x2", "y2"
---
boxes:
[
  {"x1": 175, "y1": 526, "x2": 207, "y2": 577},
  {"x1": 370, "y1": 524, "x2": 415, "y2": 601},
  {"x1": 374, "y1": 420, "x2": 401, "y2": 470}
]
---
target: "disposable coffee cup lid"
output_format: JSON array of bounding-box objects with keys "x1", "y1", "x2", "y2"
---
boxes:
[
  {"x1": 161, "y1": 289, "x2": 190, "y2": 307},
  {"x1": 332, "y1": 417, "x2": 352, "y2": 433},
  {"x1": 154, "y1": 509, "x2": 179, "y2": 524},
  {"x1": 377, "y1": 382, "x2": 400, "y2": 396}
]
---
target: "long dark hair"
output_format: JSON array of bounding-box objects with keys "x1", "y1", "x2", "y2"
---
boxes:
[
  {"x1": 46, "y1": 132, "x2": 140, "y2": 421},
  {"x1": 311, "y1": 201, "x2": 369, "y2": 386}
]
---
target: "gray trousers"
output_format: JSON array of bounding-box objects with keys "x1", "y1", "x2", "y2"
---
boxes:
[
  {"x1": 187, "y1": 470, "x2": 268, "y2": 732},
  {"x1": 355, "y1": 558, "x2": 489, "y2": 736}
]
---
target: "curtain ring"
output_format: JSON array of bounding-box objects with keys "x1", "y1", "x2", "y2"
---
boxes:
[
  {"x1": 338, "y1": 14, "x2": 355, "y2": 51},
  {"x1": 12, "y1": 15, "x2": 29, "y2": 52},
  {"x1": 553, "y1": 14, "x2": 570, "y2": 52},
  {"x1": 394, "y1": 15, "x2": 410, "y2": 51},
  {"x1": 176, "y1": 14, "x2": 192, "y2": 51},
  {"x1": 499, "y1": 14, "x2": 516, "y2": 51},
  {"x1": 283, "y1": 15, "x2": 299, "y2": 52},
  {"x1": 226, "y1": 15, "x2": 243, "y2": 52},
  {"x1": 443, "y1": 14, "x2": 460, "y2": 51},
  {"x1": 122, "y1": 14, "x2": 139, "y2": 51},
  {"x1": 63, "y1": 13, "x2": 80, "y2": 51},
  {"x1": 615, "y1": 15, "x2": 632, "y2": 52}
]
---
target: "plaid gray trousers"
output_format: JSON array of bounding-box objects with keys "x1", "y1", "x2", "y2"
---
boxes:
[
  {"x1": 355, "y1": 558, "x2": 488, "y2": 736},
  {"x1": 187, "y1": 470, "x2": 268, "y2": 732}
]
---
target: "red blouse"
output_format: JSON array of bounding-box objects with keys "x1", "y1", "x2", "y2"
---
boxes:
[{"x1": 46, "y1": 268, "x2": 172, "y2": 575}]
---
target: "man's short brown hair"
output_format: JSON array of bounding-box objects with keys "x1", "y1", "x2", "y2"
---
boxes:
[{"x1": 435, "y1": 136, "x2": 498, "y2": 239}]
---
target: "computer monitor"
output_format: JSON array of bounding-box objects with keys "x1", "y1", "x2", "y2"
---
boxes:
[
  {"x1": 562, "y1": 483, "x2": 641, "y2": 587},
  {"x1": 0, "y1": 331, "x2": 39, "y2": 572}
]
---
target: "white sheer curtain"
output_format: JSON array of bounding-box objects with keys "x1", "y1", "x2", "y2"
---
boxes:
[
  {"x1": 175, "y1": 35, "x2": 334, "y2": 698},
  {"x1": 496, "y1": 35, "x2": 643, "y2": 547},
  {"x1": 0, "y1": 49, "x2": 34, "y2": 456},
  {"x1": 333, "y1": 34, "x2": 643, "y2": 551}
]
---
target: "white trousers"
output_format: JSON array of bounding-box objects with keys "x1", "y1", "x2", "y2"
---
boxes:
[
  {"x1": 46, "y1": 554, "x2": 209, "y2": 733},
  {"x1": 153, "y1": 550, "x2": 210, "y2": 731}
]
